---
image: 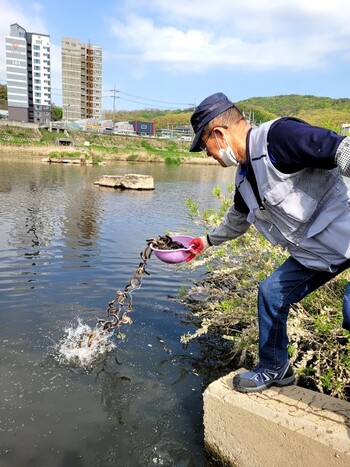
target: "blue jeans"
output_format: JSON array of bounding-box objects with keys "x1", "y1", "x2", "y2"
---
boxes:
[{"x1": 258, "y1": 256, "x2": 350, "y2": 368}]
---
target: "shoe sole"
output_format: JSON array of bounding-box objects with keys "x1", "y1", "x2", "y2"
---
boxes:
[{"x1": 234, "y1": 374, "x2": 296, "y2": 393}]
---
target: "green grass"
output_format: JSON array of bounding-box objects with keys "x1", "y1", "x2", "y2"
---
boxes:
[
  {"x1": 164, "y1": 155, "x2": 181, "y2": 164},
  {"x1": 48, "y1": 151, "x2": 82, "y2": 158}
]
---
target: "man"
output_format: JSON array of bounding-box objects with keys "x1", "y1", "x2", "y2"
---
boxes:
[{"x1": 187, "y1": 92, "x2": 350, "y2": 393}]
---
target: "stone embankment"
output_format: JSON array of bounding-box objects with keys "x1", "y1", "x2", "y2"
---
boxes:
[{"x1": 204, "y1": 370, "x2": 350, "y2": 466}]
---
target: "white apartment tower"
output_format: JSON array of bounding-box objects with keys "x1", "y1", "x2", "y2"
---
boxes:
[
  {"x1": 61, "y1": 37, "x2": 102, "y2": 121},
  {"x1": 5, "y1": 23, "x2": 51, "y2": 123}
]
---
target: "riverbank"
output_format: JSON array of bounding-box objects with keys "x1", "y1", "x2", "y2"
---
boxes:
[
  {"x1": 182, "y1": 217, "x2": 350, "y2": 401},
  {"x1": 0, "y1": 125, "x2": 218, "y2": 165},
  {"x1": 0, "y1": 143, "x2": 218, "y2": 165}
]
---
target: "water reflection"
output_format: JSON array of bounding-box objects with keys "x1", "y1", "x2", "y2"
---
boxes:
[{"x1": 0, "y1": 156, "x2": 236, "y2": 466}]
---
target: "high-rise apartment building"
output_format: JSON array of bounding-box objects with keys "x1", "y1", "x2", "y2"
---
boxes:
[
  {"x1": 5, "y1": 23, "x2": 51, "y2": 123},
  {"x1": 61, "y1": 37, "x2": 102, "y2": 121}
]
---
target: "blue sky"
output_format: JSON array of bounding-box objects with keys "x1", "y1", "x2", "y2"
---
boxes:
[{"x1": 1, "y1": 0, "x2": 350, "y2": 111}]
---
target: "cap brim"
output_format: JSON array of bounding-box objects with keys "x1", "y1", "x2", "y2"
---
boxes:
[{"x1": 189, "y1": 128, "x2": 204, "y2": 152}]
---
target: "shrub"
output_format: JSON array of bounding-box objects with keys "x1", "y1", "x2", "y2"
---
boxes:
[{"x1": 164, "y1": 155, "x2": 181, "y2": 165}]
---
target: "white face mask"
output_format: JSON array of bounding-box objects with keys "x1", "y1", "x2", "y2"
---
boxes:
[
  {"x1": 219, "y1": 145, "x2": 239, "y2": 167},
  {"x1": 214, "y1": 132, "x2": 239, "y2": 167}
]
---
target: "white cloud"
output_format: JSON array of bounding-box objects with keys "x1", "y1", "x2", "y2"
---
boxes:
[
  {"x1": 1, "y1": 0, "x2": 350, "y2": 105},
  {"x1": 107, "y1": 0, "x2": 350, "y2": 73}
]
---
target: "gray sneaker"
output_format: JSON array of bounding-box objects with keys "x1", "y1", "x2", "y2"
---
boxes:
[{"x1": 233, "y1": 361, "x2": 295, "y2": 393}]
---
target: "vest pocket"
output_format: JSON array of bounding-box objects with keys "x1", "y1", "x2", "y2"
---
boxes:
[
  {"x1": 264, "y1": 183, "x2": 317, "y2": 223},
  {"x1": 306, "y1": 197, "x2": 347, "y2": 238}
]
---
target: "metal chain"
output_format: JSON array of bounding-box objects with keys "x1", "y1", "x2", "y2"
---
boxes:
[
  {"x1": 96, "y1": 244, "x2": 153, "y2": 334},
  {"x1": 88, "y1": 235, "x2": 185, "y2": 346}
]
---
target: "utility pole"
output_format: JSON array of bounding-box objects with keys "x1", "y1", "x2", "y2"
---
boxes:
[{"x1": 110, "y1": 85, "x2": 119, "y2": 120}]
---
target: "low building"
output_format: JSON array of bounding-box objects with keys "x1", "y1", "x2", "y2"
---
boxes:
[
  {"x1": 0, "y1": 110, "x2": 9, "y2": 119},
  {"x1": 341, "y1": 123, "x2": 350, "y2": 134},
  {"x1": 130, "y1": 120, "x2": 155, "y2": 137},
  {"x1": 114, "y1": 121, "x2": 135, "y2": 135},
  {"x1": 158, "y1": 124, "x2": 193, "y2": 140}
]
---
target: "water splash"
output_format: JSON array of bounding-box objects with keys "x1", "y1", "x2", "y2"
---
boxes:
[
  {"x1": 53, "y1": 237, "x2": 167, "y2": 371},
  {"x1": 54, "y1": 320, "x2": 116, "y2": 370}
]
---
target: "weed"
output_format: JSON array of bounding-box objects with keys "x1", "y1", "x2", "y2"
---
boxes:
[
  {"x1": 164, "y1": 155, "x2": 181, "y2": 164},
  {"x1": 91, "y1": 155, "x2": 103, "y2": 164},
  {"x1": 181, "y1": 183, "x2": 350, "y2": 399},
  {"x1": 127, "y1": 154, "x2": 138, "y2": 161},
  {"x1": 47, "y1": 151, "x2": 82, "y2": 159}
]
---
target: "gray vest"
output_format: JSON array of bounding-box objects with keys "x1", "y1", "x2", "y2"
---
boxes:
[{"x1": 236, "y1": 121, "x2": 350, "y2": 271}]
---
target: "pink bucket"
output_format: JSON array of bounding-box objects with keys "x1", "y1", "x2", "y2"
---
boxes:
[{"x1": 150, "y1": 235, "x2": 194, "y2": 264}]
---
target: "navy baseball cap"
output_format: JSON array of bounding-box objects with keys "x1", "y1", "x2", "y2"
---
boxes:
[{"x1": 190, "y1": 92, "x2": 234, "y2": 152}]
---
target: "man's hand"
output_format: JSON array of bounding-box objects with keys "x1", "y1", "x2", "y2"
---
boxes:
[{"x1": 185, "y1": 236, "x2": 210, "y2": 262}]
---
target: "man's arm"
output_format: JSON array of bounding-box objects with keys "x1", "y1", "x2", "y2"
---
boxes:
[
  {"x1": 335, "y1": 137, "x2": 350, "y2": 177},
  {"x1": 267, "y1": 118, "x2": 346, "y2": 173},
  {"x1": 208, "y1": 202, "x2": 251, "y2": 246},
  {"x1": 187, "y1": 194, "x2": 250, "y2": 261}
]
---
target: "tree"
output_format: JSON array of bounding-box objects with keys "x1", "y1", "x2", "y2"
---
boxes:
[
  {"x1": 51, "y1": 103, "x2": 62, "y2": 121},
  {"x1": 0, "y1": 84, "x2": 7, "y2": 111}
]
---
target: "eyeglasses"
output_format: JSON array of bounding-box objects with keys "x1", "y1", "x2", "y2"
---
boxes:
[{"x1": 199, "y1": 125, "x2": 228, "y2": 152}]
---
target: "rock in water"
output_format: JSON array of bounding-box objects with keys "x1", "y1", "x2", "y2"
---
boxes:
[{"x1": 95, "y1": 174, "x2": 154, "y2": 190}]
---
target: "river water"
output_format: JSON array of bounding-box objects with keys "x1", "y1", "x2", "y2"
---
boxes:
[{"x1": 0, "y1": 155, "x2": 236, "y2": 467}]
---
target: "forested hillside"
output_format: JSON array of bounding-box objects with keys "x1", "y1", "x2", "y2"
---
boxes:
[
  {"x1": 108, "y1": 94, "x2": 350, "y2": 130},
  {"x1": 105, "y1": 108, "x2": 194, "y2": 128},
  {"x1": 236, "y1": 94, "x2": 350, "y2": 129}
]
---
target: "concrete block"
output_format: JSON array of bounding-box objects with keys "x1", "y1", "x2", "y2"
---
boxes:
[
  {"x1": 95, "y1": 174, "x2": 154, "y2": 190},
  {"x1": 203, "y1": 370, "x2": 350, "y2": 466}
]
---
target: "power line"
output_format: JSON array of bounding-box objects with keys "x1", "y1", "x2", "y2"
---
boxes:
[
  {"x1": 0, "y1": 78, "x2": 194, "y2": 109},
  {"x1": 117, "y1": 90, "x2": 193, "y2": 107},
  {"x1": 101, "y1": 95, "x2": 190, "y2": 110},
  {"x1": 32, "y1": 85, "x2": 193, "y2": 107}
]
